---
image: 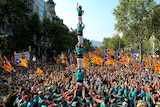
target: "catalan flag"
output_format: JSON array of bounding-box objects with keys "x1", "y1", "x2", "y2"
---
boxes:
[
  {"x1": 105, "y1": 57, "x2": 117, "y2": 67},
  {"x1": 105, "y1": 48, "x2": 115, "y2": 56},
  {"x1": 36, "y1": 67, "x2": 43, "y2": 76},
  {"x1": 154, "y1": 60, "x2": 160, "y2": 74},
  {"x1": 16, "y1": 58, "x2": 28, "y2": 68},
  {"x1": 61, "y1": 52, "x2": 69, "y2": 67},
  {"x1": 118, "y1": 55, "x2": 129, "y2": 67},
  {"x1": 89, "y1": 52, "x2": 103, "y2": 66},
  {"x1": 143, "y1": 58, "x2": 151, "y2": 69},
  {"x1": 2, "y1": 56, "x2": 13, "y2": 72},
  {"x1": 133, "y1": 63, "x2": 141, "y2": 71},
  {"x1": 83, "y1": 56, "x2": 90, "y2": 68}
]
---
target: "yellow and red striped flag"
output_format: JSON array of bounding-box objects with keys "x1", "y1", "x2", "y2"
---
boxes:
[
  {"x1": 2, "y1": 56, "x2": 13, "y2": 72},
  {"x1": 36, "y1": 67, "x2": 43, "y2": 76},
  {"x1": 83, "y1": 56, "x2": 90, "y2": 68},
  {"x1": 89, "y1": 52, "x2": 103, "y2": 66},
  {"x1": 133, "y1": 63, "x2": 141, "y2": 71},
  {"x1": 16, "y1": 58, "x2": 28, "y2": 68},
  {"x1": 105, "y1": 48, "x2": 115, "y2": 56},
  {"x1": 105, "y1": 57, "x2": 117, "y2": 67},
  {"x1": 154, "y1": 60, "x2": 160, "y2": 74},
  {"x1": 144, "y1": 58, "x2": 151, "y2": 69},
  {"x1": 118, "y1": 55, "x2": 129, "y2": 67}
]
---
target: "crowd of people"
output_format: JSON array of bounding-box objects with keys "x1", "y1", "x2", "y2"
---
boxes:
[
  {"x1": 0, "y1": 60, "x2": 160, "y2": 107},
  {"x1": 0, "y1": 3, "x2": 160, "y2": 107}
]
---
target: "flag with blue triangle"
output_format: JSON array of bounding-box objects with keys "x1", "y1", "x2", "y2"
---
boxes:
[
  {"x1": 16, "y1": 58, "x2": 28, "y2": 68},
  {"x1": 2, "y1": 56, "x2": 13, "y2": 72}
]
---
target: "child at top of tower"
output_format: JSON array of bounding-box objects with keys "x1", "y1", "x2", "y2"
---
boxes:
[
  {"x1": 77, "y1": 23, "x2": 85, "y2": 47},
  {"x1": 77, "y1": 3, "x2": 84, "y2": 24}
]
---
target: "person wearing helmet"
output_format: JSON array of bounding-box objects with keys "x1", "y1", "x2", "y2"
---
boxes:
[{"x1": 77, "y1": 3, "x2": 84, "y2": 24}]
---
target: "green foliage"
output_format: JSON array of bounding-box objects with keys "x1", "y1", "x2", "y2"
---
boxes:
[
  {"x1": 101, "y1": 34, "x2": 124, "y2": 52},
  {"x1": 152, "y1": 4, "x2": 160, "y2": 40},
  {"x1": 84, "y1": 38, "x2": 94, "y2": 51},
  {"x1": 113, "y1": 0, "x2": 157, "y2": 58},
  {"x1": 0, "y1": 0, "x2": 29, "y2": 25},
  {"x1": 28, "y1": 14, "x2": 41, "y2": 36},
  {"x1": 142, "y1": 39, "x2": 152, "y2": 54}
]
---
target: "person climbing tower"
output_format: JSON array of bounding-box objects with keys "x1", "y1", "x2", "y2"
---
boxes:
[
  {"x1": 75, "y1": 43, "x2": 85, "y2": 69},
  {"x1": 77, "y1": 22, "x2": 85, "y2": 47},
  {"x1": 77, "y1": 3, "x2": 84, "y2": 24}
]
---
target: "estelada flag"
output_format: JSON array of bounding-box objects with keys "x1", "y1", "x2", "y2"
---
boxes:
[
  {"x1": 105, "y1": 48, "x2": 115, "y2": 56},
  {"x1": 36, "y1": 67, "x2": 43, "y2": 76},
  {"x1": 16, "y1": 58, "x2": 28, "y2": 68},
  {"x1": 2, "y1": 56, "x2": 13, "y2": 72},
  {"x1": 118, "y1": 55, "x2": 129, "y2": 67}
]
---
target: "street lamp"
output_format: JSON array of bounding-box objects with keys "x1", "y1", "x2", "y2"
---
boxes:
[{"x1": 118, "y1": 32, "x2": 123, "y2": 52}]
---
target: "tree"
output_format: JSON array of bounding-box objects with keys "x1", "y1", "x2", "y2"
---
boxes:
[
  {"x1": 101, "y1": 35, "x2": 124, "y2": 52},
  {"x1": 67, "y1": 29, "x2": 78, "y2": 52},
  {"x1": 84, "y1": 38, "x2": 94, "y2": 51},
  {"x1": 0, "y1": 0, "x2": 30, "y2": 52},
  {"x1": 28, "y1": 13, "x2": 41, "y2": 38},
  {"x1": 0, "y1": 0, "x2": 29, "y2": 26},
  {"x1": 152, "y1": 4, "x2": 160, "y2": 40},
  {"x1": 113, "y1": 0, "x2": 156, "y2": 59},
  {"x1": 41, "y1": 18, "x2": 70, "y2": 54},
  {"x1": 12, "y1": 17, "x2": 30, "y2": 50}
]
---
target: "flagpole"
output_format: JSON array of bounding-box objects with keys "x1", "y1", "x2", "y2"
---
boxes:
[{"x1": 103, "y1": 48, "x2": 106, "y2": 67}]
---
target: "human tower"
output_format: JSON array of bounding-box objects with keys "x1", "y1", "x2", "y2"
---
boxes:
[
  {"x1": 62, "y1": 3, "x2": 86, "y2": 100},
  {"x1": 74, "y1": 3, "x2": 86, "y2": 90}
]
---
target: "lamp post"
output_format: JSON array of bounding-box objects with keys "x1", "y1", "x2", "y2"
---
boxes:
[{"x1": 118, "y1": 32, "x2": 123, "y2": 52}]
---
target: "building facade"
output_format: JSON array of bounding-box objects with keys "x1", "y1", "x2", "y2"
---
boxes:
[
  {"x1": 44, "y1": 0, "x2": 63, "y2": 24},
  {"x1": 0, "y1": 0, "x2": 67, "y2": 55},
  {"x1": 29, "y1": 0, "x2": 45, "y2": 21},
  {"x1": 29, "y1": 0, "x2": 63, "y2": 24}
]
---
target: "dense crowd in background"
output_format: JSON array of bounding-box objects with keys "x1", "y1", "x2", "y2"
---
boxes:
[
  {"x1": 0, "y1": 56, "x2": 159, "y2": 107},
  {"x1": 0, "y1": 2, "x2": 160, "y2": 107}
]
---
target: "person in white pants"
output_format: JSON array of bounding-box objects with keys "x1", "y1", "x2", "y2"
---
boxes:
[
  {"x1": 76, "y1": 3, "x2": 84, "y2": 24},
  {"x1": 77, "y1": 23, "x2": 85, "y2": 47},
  {"x1": 75, "y1": 43, "x2": 85, "y2": 69}
]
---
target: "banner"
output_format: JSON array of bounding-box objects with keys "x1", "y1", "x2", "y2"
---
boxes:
[{"x1": 14, "y1": 51, "x2": 30, "y2": 61}]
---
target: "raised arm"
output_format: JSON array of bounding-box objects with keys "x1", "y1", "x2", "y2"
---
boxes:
[{"x1": 77, "y1": 3, "x2": 79, "y2": 9}]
